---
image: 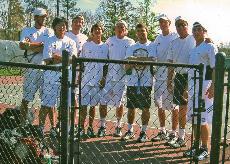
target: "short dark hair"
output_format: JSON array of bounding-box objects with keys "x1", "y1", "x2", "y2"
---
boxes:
[
  {"x1": 52, "y1": 17, "x2": 68, "y2": 29},
  {"x1": 135, "y1": 23, "x2": 148, "y2": 32},
  {"x1": 90, "y1": 22, "x2": 104, "y2": 33},
  {"x1": 72, "y1": 15, "x2": 84, "y2": 23}
]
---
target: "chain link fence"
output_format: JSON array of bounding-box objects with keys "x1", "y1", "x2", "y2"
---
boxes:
[
  {"x1": 0, "y1": 61, "x2": 63, "y2": 164},
  {"x1": 72, "y1": 57, "x2": 206, "y2": 164}
]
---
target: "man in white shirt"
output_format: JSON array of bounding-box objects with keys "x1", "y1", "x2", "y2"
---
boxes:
[
  {"x1": 99, "y1": 20, "x2": 135, "y2": 137},
  {"x1": 184, "y1": 22, "x2": 217, "y2": 161},
  {"x1": 167, "y1": 16, "x2": 196, "y2": 148},
  {"x1": 66, "y1": 15, "x2": 88, "y2": 55},
  {"x1": 150, "y1": 14, "x2": 178, "y2": 143},
  {"x1": 78, "y1": 23, "x2": 109, "y2": 138},
  {"x1": 41, "y1": 17, "x2": 77, "y2": 131},
  {"x1": 19, "y1": 8, "x2": 53, "y2": 125},
  {"x1": 122, "y1": 23, "x2": 156, "y2": 143}
]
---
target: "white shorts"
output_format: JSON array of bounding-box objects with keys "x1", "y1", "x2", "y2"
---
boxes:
[
  {"x1": 187, "y1": 80, "x2": 213, "y2": 125},
  {"x1": 100, "y1": 81, "x2": 125, "y2": 107},
  {"x1": 81, "y1": 85, "x2": 102, "y2": 106},
  {"x1": 41, "y1": 83, "x2": 61, "y2": 108},
  {"x1": 22, "y1": 69, "x2": 43, "y2": 102},
  {"x1": 154, "y1": 80, "x2": 173, "y2": 110}
]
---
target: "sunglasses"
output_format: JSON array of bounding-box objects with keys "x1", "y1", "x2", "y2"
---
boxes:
[{"x1": 176, "y1": 23, "x2": 187, "y2": 28}]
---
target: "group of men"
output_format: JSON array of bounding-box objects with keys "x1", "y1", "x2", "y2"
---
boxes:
[{"x1": 19, "y1": 7, "x2": 217, "y2": 161}]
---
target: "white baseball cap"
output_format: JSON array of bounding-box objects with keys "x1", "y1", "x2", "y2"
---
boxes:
[
  {"x1": 158, "y1": 14, "x2": 170, "y2": 21},
  {"x1": 175, "y1": 16, "x2": 188, "y2": 24},
  {"x1": 116, "y1": 20, "x2": 128, "y2": 29},
  {"x1": 33, "y1": 8, "x2": 47, "y2": 16}
]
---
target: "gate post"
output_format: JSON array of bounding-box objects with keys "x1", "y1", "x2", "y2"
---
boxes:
[
  {"x1": 210, "y1": 52, "x2": 225, "y2": 164},
  {"x1": 60, "y1": 50, "x2": 69, "y2": 164}
]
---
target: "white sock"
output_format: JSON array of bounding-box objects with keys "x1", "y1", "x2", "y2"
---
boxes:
[
  {"x1": 171, "y1": 130, "x2": 176, "y2": 136},
  {"x1": 179, "y1": 128, "x2": 185, "y2": 140},
  {"x1": 160, "y1": 127, "x2": 166, "y2": 134},
  {"x1": 116, "y1": 118, "x2": 121, "y2": 128},
  {"x1": 128, "y1": 124, "x2": 133, "y2": 132},
  {"x1": 142, "y1": 125, "x2": 147, "y2": 132},
  {"x1": 100, "y1": 118, "x2": 106, "y2": 127}
]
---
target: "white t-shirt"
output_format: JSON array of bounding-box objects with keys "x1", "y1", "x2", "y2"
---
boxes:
[
  {"x1": 125, "y1": 41, "x2": 156, "y2": 86},
  {"x1": 106, "y1": 36, "x2": 135, "y2": 82},
  {"x1": 80, "y1": 41, "x2": 109, "y2": 86},
  {"x1": 43, "y1": 35, "x2": 77, "y2": 62},
  {"x1": 20, "y1": 26, "x2": 54, "y2": 64},
  {"x1": 66, "y1": 31, "x2": 88, "y2": 54},
  {"x1": 167, "y1": 34, "x2": 196, "y2": 74},
  {"x1": 151, "y1": 32, "x2": 178, "y2": 80},
  {"x1": 189, "y1": 41, "x2": 217, "y2": 79}
]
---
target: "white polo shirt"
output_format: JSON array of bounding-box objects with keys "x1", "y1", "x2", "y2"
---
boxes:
[
  {"x1": 66, "y1": 31, "x2": 88, "y2": 54},
  {"x1": 106, "y1": 36, "x2": 135, "y2": 82},
  {"x1": 20, "y1": 26, "x2": 54, "y2": 64},
  {"x1": 189, "y1": 41, "x2": 217, "y2": 79},
  {"x1": 80, "y1": 41, "x2": 109, "y2": 86},
  {"x1": 167, "y1": 34, "x2": 196, "y2": 74},
  {"x1": 125, "y1": 40, "x2": 156, "y2": 86},
  {"x1": 151, "y1": 32, "x2": 178, "y2": 80}
]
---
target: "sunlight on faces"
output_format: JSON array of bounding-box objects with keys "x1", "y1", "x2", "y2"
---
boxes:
[
  {"x1": 192, "y1": 26, "x2": 206, "y2": 40},
  {"x1": 175, "y1": 20, "x2": 189, "y2": 38},
  {"x1": 34, "y1": 15, "x2": 46, "y2": 26},
  {"x1": 136, "y1": 27, "x2": 148, "y2": 41},
  {"x1": 159, "y1": 19, "x2": 170, "y2": 32},
  {"x1": 54, "y1": 22, "x2": 67, "y2": 38},
  {"x1": 72, "y1": 16, "x2": 84, "y2": 30},
  {"x1": 91, "y1": 26, "x2": 103, "y2": 37},
  {"x1": 115, "y1": 23, "x2": 127, "y2": 38}
]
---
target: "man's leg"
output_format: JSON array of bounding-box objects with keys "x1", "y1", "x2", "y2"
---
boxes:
[
  {"x1": 20, "y1": 99, "x2": 29, "y2": 125},
  {"x1": 98, "y1": 105, "x2": 107, "y2": 137},
  {"x1": 79, "y1": 105, "x2": 87, "y2": 128},
  {"x1": 116, "y1": 104, "x2": 124, "y2": 128}
]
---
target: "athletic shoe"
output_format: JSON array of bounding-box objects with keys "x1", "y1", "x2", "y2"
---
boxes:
[
  {"x1": 151, "y1": 131, "x2": 168, "y2": 142},
  {"x1": 98, "y1": 126, "x2": 106, "y2": 137},
  {"x1": 87, "y1": 126, "x2": 96, "y2": 138},
  {"x1": 170, "y1": 138, "x2": 186, "y2": 148},
  {"x1": 114, "y1": 127, "x2": 122, "y2": 137},
  {"x1": 165, "y1": 133, "x2": 177, "y2": 146},
  {"x1": 196, "y1": 147, "x2": 209, "y2": 161},
  {"x1": 121, "y1": 130, "x2": 135, "y2": 141},
  {"x1": 183, "y1": 146, "x2": 197, "y2": 157},
  {"x1": 137, "y1": 131, "x2": 147, "y2": 143},
  {"x1": 74, "y1": 127, "x2": 85, "y2": 141}
]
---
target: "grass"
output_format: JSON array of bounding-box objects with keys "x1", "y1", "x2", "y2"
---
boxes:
[{"x1": 0, "y1": 68, "x2": 22, "y2": 76}]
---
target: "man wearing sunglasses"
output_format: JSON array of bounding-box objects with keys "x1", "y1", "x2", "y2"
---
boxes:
[{"x1": 167, "y1": 16, "x2": 196, "y2": 148}]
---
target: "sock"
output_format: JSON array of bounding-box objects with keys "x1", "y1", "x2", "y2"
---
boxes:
[
  {"x1": 116, "y1": 118, "x2": 121, "y2": 128},
  {"x1": 100, "y1": 118, "x2": 106, "y2": 127},
  {"x1": 179, "y1": 128, "x2": 185, "y2": 140},
  {"x1": 128, "y1": 124, "x2": 133, "y2": 132},
  {"x1": 142, "y1": 125, "x2": 147, "y2": 132},
  {"x1": 160, "y1": 127, "x2": 166, "y2": 134}
]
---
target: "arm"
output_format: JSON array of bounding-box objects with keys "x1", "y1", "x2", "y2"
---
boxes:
[
  {"x1": 167, "y1": 59, "x2": 175, "y2": 93},
  {"x1": 206, "y1": 69, "x2": 215, "y2": 99}
]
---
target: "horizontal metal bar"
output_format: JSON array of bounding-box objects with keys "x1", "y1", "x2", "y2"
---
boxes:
[
  {"x1": 75, "y1": 57, "x2": 201, "y2": 69},
  {"x1": 0, "y1": 61, "x2": 62, "y2": 71}
]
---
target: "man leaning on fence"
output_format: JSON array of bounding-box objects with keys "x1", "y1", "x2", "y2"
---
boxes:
[
  {"x1": 167, "y1": 16, "x2": 196, "y2": 148},
  {"x1": 99, "y1": 20, "x2": 135, "y2": 137},
  {"x1": 122, "y1": 23, "x2": 156, "y2": 143},
  {"x1": 183, "y1": 22, "x2": 217, "y2": 161},
  {"x1": 41, "y1": 17, "x2": 77, "y2": 133},
  {"x1": 19, "y1": 8, "x2": 54, "y2": 125},
  {"x1": 150, "y1": 14, "x2": 178, "y2": 143},
  {"x1": 78, "y1": 23, "x2": 109, "y2": 139}
]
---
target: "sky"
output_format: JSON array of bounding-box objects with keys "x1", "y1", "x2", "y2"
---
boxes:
[{"x1": 78, "y1": 0, "x2": 230, "y2": 45}]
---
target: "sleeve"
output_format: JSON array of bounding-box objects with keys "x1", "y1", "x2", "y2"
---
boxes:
[
  {"x1": 149, "y1": 42, "x2": 157, "y2": 59},
  {"x1": 208, "y1": 44, "x2": 218, "y2": 68},
  {"x1": 43, "y1": 39, "x2": 53, "y2": 60},
  {"x1": 69, "y1": 40, "x2": 78, "y2": 57},
  {"x1": 20, "y1": 28, "x2": 28, "y2": 42}
]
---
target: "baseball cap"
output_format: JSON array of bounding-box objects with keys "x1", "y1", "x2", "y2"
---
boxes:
[
  {"x1": 193, "y1": 22, "x2": 207, "y2": 32},
  {"x1": 116, "y1": 20, "x2": 128, "y2": 29},
  {"x1": 33, "y1": 8, "x2": 47, "y2": 16},
  {"x1": 175, "y1": 16, "x2": 188, "y2": 25},
  {"x1": 157, "y1": 14, "x2": 170, "y2": 21}
]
